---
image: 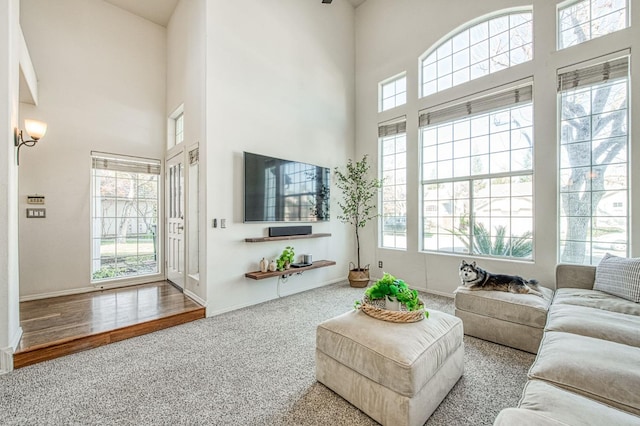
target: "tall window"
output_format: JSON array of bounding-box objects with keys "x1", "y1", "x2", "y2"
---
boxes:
[
  {"x1": 379, "y1": 73, "x2": 407, "y2": 112},
  {"x1": 379, "y1": 118, "x2": 407, "y2": 249},
  {"x1": 91, "y1": 153, "x2": 161, "y2": 281},
  {"x1": 175, "y1": 113, "x2": 184, "y2": 145},
  {"x1": 558, "y1": 56, "x2": 629, "y2": 265},
  {"x1": 420, "y1": 86, "x2": 534, "y2": 259},
  {"x1": 420, "y1": 11, "x2": 533, "y2": 97},
  {"x1": 168, "y1": 105, "x2": 184, "y2": 149},
  {"x1": 558, "y1": 0, "x2": 629, "y2": 49}
]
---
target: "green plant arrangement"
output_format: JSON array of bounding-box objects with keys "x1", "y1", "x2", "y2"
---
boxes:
[
  {"x1": 355, "y1": 273, "x2": 429, "y2": 316},
  {"x1": 334, "y1": 154, "x2": 383, "y2": 287},
  {"x1": 276, "y1": 246, "x2": 295, "y2": 271}
]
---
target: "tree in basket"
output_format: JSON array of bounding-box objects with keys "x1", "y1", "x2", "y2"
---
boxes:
[{"x1": 334, "y1": 154, "x2": 382, "y2": 288}]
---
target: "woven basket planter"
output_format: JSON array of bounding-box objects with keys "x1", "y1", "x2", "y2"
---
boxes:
[
  {"x1": 348, "y1": 263, "x2": 370, "y2": 288},
  {"x1": 359, "y1": 295, "x2": 426, "y2": 323}
]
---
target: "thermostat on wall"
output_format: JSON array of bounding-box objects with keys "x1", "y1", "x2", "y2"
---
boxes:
[{"x1": 27, "y1": 195, "x2": 45, "y2": 204}]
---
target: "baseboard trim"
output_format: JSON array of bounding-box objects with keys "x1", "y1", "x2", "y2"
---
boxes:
[
  {"x1": 424, "y1": 289, "x2": 455, "y2": 299},
  {"x1": 19, "y1": 275, "x2": 166, "y2": 302},
  {"x1": 206, "y1": 277, "x2": 345, "y2": 317},
  {"x1": 0, "y1": 346, "x2": 13, "y2": 375},
  {"x1": 184, "y1": 289, "x2": 206, "y2": 307},
  {"x1": 10, "y1": 327, "x2": 22, "y2": 351}
]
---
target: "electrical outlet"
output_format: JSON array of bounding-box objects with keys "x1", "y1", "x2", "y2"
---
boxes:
[
  {"x1": 221, "y1": 218, "x2": 226, "y2": 228},
  {"x1": 212, "y1": 218, "x2": 217, "y2": 228},
  {"x1": 378, "y1": 261, "x2": 383, "y2": 268}
]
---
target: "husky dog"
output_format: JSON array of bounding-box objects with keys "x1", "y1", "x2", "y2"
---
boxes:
[{"x1": 458, "y1": 260, "x2": 543, "y2": 297}]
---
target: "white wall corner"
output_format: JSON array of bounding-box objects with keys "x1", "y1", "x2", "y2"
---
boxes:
[
  {"x1": 18, "y1": 27, "x2": 37, "y2": 105},
  {"x1": 10, "y1": 326, "x2": 22, "y2": 351},
  {"x1": 184, "y1": 288, "x2": 206, "y2": 307},
  {"x1": 0, "y1": 346, "x2": 14, "y2": 375}
]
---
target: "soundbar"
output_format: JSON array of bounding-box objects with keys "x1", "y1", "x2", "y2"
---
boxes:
[{"x1": 268, "y1": 226, "x2": 312, "y2": 237}]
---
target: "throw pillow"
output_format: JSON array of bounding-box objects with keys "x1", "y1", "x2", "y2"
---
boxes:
[{"x1": 594, "y1": 253, "x2": 640, "y2": 303}]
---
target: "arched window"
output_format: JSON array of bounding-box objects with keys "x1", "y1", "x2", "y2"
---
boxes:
[{"x1": 420, "y1": 10, "x2": 533, "y2": 97}]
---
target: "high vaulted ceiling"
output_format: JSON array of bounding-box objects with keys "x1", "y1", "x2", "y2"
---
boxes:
[
  {"x1": 103, "y1": 0, "x2": 179, "y2": 27},
  {"x1": 103, "y1": 0, "x2": 366, "y2": 28}
]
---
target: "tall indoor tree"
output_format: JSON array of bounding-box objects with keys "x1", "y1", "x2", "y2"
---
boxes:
[{"x1": 334, "y1": 154, "x2": 382, "y2": 287}]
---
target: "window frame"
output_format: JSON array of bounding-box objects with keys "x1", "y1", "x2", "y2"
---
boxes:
[
  {"x1": 379, "y1": 118, "x2": 408, "y2": 250},
  {"x1": 379, "y1": 72, "x2": 407, "y2": 112},
  {"x1": 557, "y1": 0, "x2": 630, "y2": 50},
  {"x1": 556, "y1": 56, "x2": 630, "y2": 265},
  {"x1": 419, "y1": 85, "x2": 535, "y2": 260},
  {"x1": 167, "y1": 104, "x2": 185, "y2": 150},
  {"x1": 90, "y1": 152, "x2": 162, "y2": 283},
  {"x1": 419, "y1": 8, "x2": 534, "y2": 99}
]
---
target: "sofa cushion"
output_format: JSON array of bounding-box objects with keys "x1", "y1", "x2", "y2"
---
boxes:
[
  {"x1": 552, "y1": 288, "x2": 640, "y2": 316},
  {"x1": 514, "y1": 380, "x2": 640, "y2": 426},
  {"x1": 556, "y1": 264, "x2": 595, "y2": 290},
  {"x1": 528, "y1": 331, "x2": 640, "y2": 415},
  {"x1": 454, "y1": 286, "x2": 553, "y2": 329},
  {"x1": 316, "y1": 309, "x2": 462, "y2": 398},
  {"x1": 594, "y1": 254, "x2": 640, "y2": 302},
  {"x1": 493, "y1": 408, "x2": 569, "y2": 426},
  {"x1": 546, "y1": 303, "x2": 640, "y2": 347}
]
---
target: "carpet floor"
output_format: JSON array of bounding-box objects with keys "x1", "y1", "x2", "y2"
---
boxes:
[{"x1": 0, "y1": 281, "x2": 534, "y2": 425}]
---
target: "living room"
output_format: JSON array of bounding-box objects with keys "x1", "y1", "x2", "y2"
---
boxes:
[{"x1": 1, "y1": 0, "x2": 639, "y2": 424}]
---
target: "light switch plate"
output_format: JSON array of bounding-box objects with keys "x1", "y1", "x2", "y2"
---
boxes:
[{"x1": 26, "y1": 208, "x2": 46, "y2": 218}]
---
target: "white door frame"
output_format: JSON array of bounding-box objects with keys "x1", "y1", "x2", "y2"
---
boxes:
[{"x1": 166, "y1": 150, "x2": 185, "y2": 288}]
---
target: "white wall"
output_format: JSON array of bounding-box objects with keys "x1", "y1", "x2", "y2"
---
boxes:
[
  {"x1": 18, "y1": 0, "x2": 167, "y2": 298},
  {"x1": 205, "y1": 0, "x2": 356, "y2": 315},
  {"x1": 355, "y1": 0, "x2": 640, "y2": 295},
  {"x1": 0, "y1": 0, "x2": 21, "y2": 373},
  {"x1": 166, "y1": 0, "x2": 207, "y2": 303}
]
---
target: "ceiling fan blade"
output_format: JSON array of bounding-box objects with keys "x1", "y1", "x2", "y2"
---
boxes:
[{"x1": 322, "y1": 0, "x2": 333, "y2": 3}]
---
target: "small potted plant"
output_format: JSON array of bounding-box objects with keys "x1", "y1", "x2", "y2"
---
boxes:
[
  {"x1": 276, "y1": 246, "x2": 295, "y2": 271},
  {"x1": 355, "y1": 273, "x2": 428, "y2": 322}
]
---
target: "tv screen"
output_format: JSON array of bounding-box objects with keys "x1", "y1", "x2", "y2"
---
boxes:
[{"x1": 244, "y1": 152, "x2": 330, "y2": 222}]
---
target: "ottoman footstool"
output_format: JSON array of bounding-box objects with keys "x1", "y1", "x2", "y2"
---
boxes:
[
  {"x1": 454, "y1": 286, "x2": 554, "y2": 354},
  {"x1": 316, "y1": 309, "x2": 463, "y2": 426}
]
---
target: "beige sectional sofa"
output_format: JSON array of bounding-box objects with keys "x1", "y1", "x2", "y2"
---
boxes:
[{"x1": 494, "y1": 264, "x2": 640, "y2": 425}]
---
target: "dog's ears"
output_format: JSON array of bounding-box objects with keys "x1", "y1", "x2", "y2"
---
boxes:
[
  {"x1": 471, "y1": 261, "x2": 476, "y2": 267},
  {"x1": 461, "y1": 260, "x2": 467, "y2": 266}
]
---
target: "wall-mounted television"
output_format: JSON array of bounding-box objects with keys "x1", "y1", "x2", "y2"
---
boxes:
[{"x1": 244, "y1": 152, "x2": 330, "y2": 222}]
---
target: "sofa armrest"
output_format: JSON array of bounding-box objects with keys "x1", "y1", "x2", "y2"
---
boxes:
[{"x1": 556, "y1": 264, "x2": 595, "y2": 289}]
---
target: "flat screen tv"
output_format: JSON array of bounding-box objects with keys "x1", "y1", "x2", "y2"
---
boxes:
[{"x1": 244, "y1": 152, "x2": 330, "y2": 222}]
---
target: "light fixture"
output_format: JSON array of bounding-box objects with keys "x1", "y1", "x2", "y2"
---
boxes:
[{"x1": 14, "y1": 119, "x2": 47, "y2": 165}]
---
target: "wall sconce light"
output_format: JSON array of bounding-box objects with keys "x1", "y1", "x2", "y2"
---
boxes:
[{"x1": 14, "y1": 119, "x2": 47, "y2": 165}]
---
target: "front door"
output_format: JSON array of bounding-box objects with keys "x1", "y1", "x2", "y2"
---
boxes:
[{"x1": 166, "y1": 152, "x2": 185, "y2": 288}]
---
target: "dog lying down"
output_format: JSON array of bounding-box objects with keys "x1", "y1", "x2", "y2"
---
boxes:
[{"x1": 458, "y1": 260, "x2": 543, "y2": 297}]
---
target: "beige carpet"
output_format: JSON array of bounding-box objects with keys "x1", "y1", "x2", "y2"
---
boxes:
[{"x1": 0, "y1": 281, "x2": 534, "y2": 425}]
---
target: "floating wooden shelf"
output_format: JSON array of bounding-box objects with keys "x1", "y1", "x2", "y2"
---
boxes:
[
  {"x1": 244, "y1": 233, "x2": 331, "y2": 243},
  {"x1": 245, "y1": 260, "x2": 336, "y2": 280}
]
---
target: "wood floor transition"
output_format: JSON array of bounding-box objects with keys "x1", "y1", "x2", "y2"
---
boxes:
[{"x1": 14, "y1": 281, "x2": 205, "y2": 369}]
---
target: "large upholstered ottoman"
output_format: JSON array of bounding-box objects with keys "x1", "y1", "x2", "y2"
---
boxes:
[
  {"x1": 454, "y1": 286, "x2": 554, "y2": 353},
  {"x1": 315, "y1": 309, "x2": 463, "y2": 426}
]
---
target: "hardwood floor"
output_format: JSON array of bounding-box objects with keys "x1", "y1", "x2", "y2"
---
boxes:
[{"x1": 14, "y1": 281, "x2": 205, "y2": 368}]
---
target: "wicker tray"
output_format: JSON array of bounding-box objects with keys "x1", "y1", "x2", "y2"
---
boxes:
[{"x1": 359, "y1": 296, "x2": 426, "y2": 323}]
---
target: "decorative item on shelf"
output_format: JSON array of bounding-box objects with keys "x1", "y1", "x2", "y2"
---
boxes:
[
  {"x1": 276, "y1": 246, "x2": 295, "y2": 271},
  {"x1": 334, "y1": 154, "x2": 382, "y2": 287},
  {"x1": 259, "y1": 257, "x2": 269, "y2": 273},
  {"x1": 354, "y1": 273, "x2": 429, "y2": 323},
  {"x1": 268, "y1": 259, "x2": 277, "y2": 272}
]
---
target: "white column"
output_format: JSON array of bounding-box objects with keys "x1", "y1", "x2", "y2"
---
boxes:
[{"x1": 0, "y1": 0, "x2": 22, "y2": 375}]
